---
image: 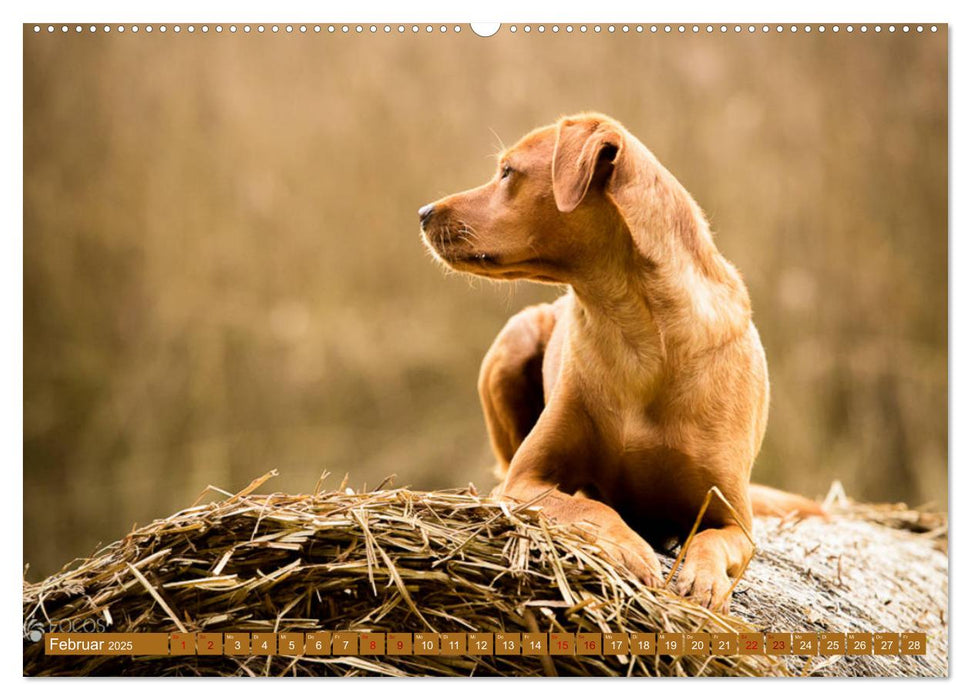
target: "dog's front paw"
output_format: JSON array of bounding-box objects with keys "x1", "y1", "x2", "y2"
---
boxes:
[
  {"x1": 598, "y1": 530, "x2": 664, "y2": 588},
  {"x1": 674, "y1": 548, "x2": 733, "y2": 611}
]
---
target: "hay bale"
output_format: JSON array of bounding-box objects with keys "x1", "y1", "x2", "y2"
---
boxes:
[{"x1": 23, "y1": 474, "x2": 947, "y2": 677}]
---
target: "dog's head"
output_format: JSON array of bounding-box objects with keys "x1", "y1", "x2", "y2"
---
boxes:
[{"x1": 420, "y1": 113, "x2": 654, "y2": 284}]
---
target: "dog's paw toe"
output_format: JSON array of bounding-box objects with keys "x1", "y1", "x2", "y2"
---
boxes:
[
  {"x1": 674, "y1": 563, "x2": 733, "y2": 611},
  {"x1": 628, "y1": 553, "x2": 664, "y2": 588},
  {"x1": 600, "y1": 537, "x2": 663, "y2": 588}
]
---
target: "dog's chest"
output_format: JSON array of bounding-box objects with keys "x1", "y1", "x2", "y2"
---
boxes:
[
  {"x1": 568, "y1": 320, "x2": 664, "y2": 408},
  {"x1": 579, "y1": 363, "x2": 701, "y2": 477}
]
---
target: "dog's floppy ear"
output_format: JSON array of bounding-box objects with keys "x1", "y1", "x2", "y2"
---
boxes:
[{"x1": 552, "y1": 117, "x2": 623, "y2": 213}]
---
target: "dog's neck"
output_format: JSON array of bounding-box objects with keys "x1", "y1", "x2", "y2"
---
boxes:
[
  {"x1": 641, "y1": 224, "x2": 753, "y2": 355},
  {"x1": 568, "y1": 272, "x2": 666, "y2": 402},
  {"x1": 607, "y1": 147, "x2": 752, "y2": 354},
  {"x1": 570, "y1": 264, "x2": 660, "y2": 353},
  {"x1": 569, "y1": 210, "x2": 751, "y2": 362}
]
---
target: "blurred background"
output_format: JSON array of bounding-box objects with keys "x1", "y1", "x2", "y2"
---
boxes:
[{"x1": 24, "y1": 26, "x2": 947, "y2": 579}]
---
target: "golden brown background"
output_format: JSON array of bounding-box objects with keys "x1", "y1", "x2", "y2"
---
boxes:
[{"x1": 24, "y1": 26, "x2": 948, "y2": 578}]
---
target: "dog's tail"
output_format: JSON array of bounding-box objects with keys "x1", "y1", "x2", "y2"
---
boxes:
[{"x1": 749, "y1": 483, "x2": 827, "y2": 518}]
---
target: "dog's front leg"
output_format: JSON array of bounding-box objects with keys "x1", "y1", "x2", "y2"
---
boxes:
[
  {"x1": 674, "y1": 523, "x2": 754, "y2": 611},
  {"x1": 498, "y1": 408, "x2": 664, "y2": 587}
]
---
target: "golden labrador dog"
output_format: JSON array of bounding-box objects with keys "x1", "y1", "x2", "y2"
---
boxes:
[{"x1": 419, "y1": 113, "x2": 823, "y2": 610}]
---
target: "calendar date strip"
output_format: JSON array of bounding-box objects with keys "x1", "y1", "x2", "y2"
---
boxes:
[{"x1": 42, "y1": 631, "x2": 928, "y2": 657}]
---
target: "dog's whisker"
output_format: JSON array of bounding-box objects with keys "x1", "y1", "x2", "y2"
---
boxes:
[
  {"x1": 456, "y1": 221, "x2": 481, "y2": 243},
  {"x1": 488, "y1": 126, "x2": 506, "y2": 157}
]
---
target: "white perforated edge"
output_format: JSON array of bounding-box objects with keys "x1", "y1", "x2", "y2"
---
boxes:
[{"x1": 29, "y1": 23, "x2": 941, "y2": 35}]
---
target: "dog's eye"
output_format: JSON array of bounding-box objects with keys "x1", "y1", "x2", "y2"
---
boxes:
[{"x1": 500, "y1": 165, "x2": 513, "y2": 180}]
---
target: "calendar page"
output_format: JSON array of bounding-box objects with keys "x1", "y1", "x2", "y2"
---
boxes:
[{"x1": 22, "y1": 18, "x2": 948, "y2": 679}]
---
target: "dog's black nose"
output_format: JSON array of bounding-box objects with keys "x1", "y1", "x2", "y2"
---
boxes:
[{"x1": 418, "y1": 203, "x2": 435, "y2": 228}]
